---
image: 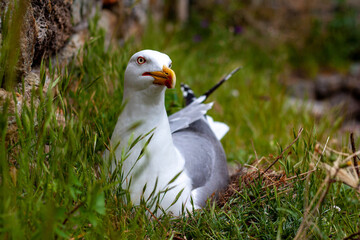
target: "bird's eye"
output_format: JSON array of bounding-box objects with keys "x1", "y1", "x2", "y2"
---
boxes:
[
  {"x1": 137, "y1": 57, "x2": 146, "y2": 65},
  {"x1": 169, "y1": 63, "x2": 172, "y2": 68}
]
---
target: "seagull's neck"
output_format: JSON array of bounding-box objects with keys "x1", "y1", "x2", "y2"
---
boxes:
[{"x1": 121, "y1": 89, "x2": 167, "y2": 130}]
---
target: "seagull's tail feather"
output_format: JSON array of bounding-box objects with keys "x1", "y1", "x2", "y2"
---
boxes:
[
  {"x1": 200, "y1": 67, "x2": 241, "y2": 101},
  {"x1": 180, "y1": 67, "x2": 241, "y2": 106}
]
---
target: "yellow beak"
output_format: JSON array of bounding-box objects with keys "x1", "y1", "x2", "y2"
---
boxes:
[{"x1": 146, "y1": 65, "x2": 176, "y2": 89}]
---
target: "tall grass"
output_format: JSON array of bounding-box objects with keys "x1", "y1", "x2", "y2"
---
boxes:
[
  {"x1": 0, "y1": 0, "x2": 29, "y2": 90},
  {"x1": 1, "y1": 11, "x2": 359, "y2": 239}
]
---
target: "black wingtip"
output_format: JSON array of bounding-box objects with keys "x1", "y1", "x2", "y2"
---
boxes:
[
  {"x1": 201, "y1": 66, "x2": 242, "y2": 100},
  {"x1": 180, "y1": 66, "x2": 241, "y2": 105}
]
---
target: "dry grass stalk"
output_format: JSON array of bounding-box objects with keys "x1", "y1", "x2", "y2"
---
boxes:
[
  {"x1": 262, "y1": 128, "x2": 303, "y2": 175},
  {"x1": 320, "y1": 148, "x2": 360, "y2": 193},
  {"x1": 350, "y1": 133, "x2": 360, "y2": 178},
  {"x1": 294, "y1": 174, "x2": 334, "y2": 240},
  {"x1": 295, "y1": 138, "x2": 360, "y2": 239}
]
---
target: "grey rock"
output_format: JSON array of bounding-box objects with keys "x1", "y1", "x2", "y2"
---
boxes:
[
  {"x1": 328, "y1": 93, "x2": 360, "y2": 119},
  {"x1": 114, "y1": 0, "x2": 163, "y2": 40},
  {"x1": 287, "y1": 80, "x2": 315, "y2": 99},
  {"x1": 20, "y1": 4, "x2": 37, "y2": 74},
  {"x1": 285, "y1": 97, "x2": 329, "y2": 118},
  {"x1": 50, "y1": 28, "x2": 88, "y2": 69},
  {"x1": 341, "y1": 120, "x2": 360, "y2": 136},
  {"x1": 17, "y1": 72, "x2": 41, "y2": 100},
  {"x1": 31, "y1": 0, "x2": 73, "y2": 64},
  {"x1": 345, "y1": 77, "x2": 360, "y2": 98},
  {"x1": 346, "y1": 0, "x2": 360, "y2": 10},
  {"x1": 71, "y1": 0, "x2": 100, "y2": 26},
  {"x1": 0, "y1": 0, "x2": 76, "y2": 83},
  {"x1": 0, "y1": 1, "x2": 37, "y2": 80},
  {"x1": 349, "y1": 63, "x2": 360, "y2": 77},
  {"x1": 315, "y1": 74, "x2": 344, "y2": 99},
  {"x1": 98, "y1": 9, "x2": 118, "y2": 48}
]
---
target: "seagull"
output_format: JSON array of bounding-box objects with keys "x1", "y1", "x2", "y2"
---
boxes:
[{"x1": 104, "y1": 50, "x2": 237, "y2": 216}]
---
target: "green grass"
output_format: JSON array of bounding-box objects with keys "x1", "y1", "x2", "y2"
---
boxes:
[{"x1": 1, "y1": 13, "x2": 360, "y2": 239}]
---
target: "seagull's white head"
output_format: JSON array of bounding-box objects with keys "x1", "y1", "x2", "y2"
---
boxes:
[{"x1": 124, "y1": 50, "x2": 176, "y2": 93}]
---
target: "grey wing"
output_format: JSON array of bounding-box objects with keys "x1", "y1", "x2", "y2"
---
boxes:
[
  {"x1": 169, "y1": 97, "x2": 212, "y2": 133},
  {"x1": 172, "y1": 118, "x2": 229, "y2": 207},
  {"x1": 172, "y1": 130, "x2": 214, "y2": 189}
]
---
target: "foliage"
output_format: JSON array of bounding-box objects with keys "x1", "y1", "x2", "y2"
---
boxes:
[
  {"x1": 1, "y1": 9, "x2": 360, "y2": 240},
  {"x1": 185, "y1": 0, "x2": 360, "y2": 76},
  {"x1": 288, "y1": 0, "x2": 360, "y2": 76}
]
